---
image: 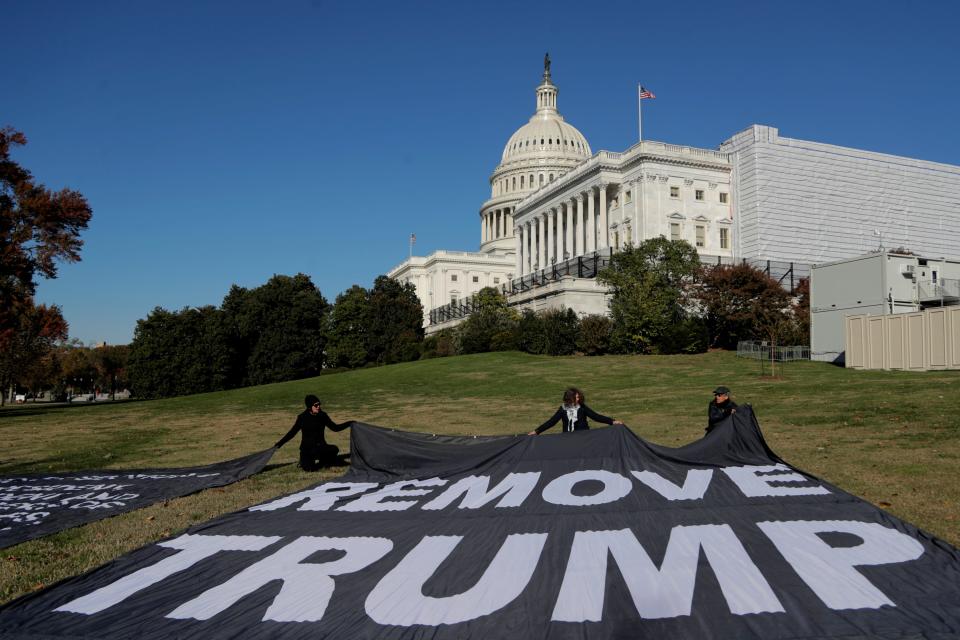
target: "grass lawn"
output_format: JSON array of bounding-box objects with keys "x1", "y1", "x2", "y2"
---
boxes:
[{"x1": 2, "y1": 349, "x2": 959, "y2": 604}]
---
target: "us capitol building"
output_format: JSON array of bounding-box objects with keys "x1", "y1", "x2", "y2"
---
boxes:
[{"x1": 390, "y1": 58, "x2": 960, "y2": 332}]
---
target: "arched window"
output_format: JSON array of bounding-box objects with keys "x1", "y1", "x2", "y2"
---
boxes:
[
  {"x1": 539, "y1": 174, "x2": 545, "y2": 186},
  {"x1": 512, "y1": 177, "x2": 516, "y2": 190},
  {"x1": 520, "y1": 175, "x2": 525, "y2": 188},
  {"x1": 549, "y1": 173, "x2": 554, "y2": 182}
]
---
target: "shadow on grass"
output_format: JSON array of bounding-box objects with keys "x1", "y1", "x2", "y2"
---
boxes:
[
  {"x1": 0, "y1": 399, "x2": 143, "y2": 420},
  {"x1": 2, "y1": 454, "x2": 302, "y2": 478},
  {"x1": 262, "y1": 462, "x2": 297, "y2": 472},
  {"x1": 0, "y1": 456, "x2": 78, "y2": 476}
]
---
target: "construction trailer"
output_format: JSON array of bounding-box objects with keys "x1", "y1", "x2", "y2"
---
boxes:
[{"x1": 810, "y1": 251, "x2": 960, "y2": 364}]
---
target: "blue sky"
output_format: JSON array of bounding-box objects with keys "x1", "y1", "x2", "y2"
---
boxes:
[{"x1": 5, "y1": 0, "x2": 959, "y2": 345}]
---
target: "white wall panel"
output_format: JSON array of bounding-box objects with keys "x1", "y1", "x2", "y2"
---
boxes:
[{"x1": 724, "y1": 126, "x2": 960, "y2": 265}]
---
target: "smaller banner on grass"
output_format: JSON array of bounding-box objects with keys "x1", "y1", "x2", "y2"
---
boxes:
[{"x1": 0, "y1": 449, "x2": 275, "y2": 549}]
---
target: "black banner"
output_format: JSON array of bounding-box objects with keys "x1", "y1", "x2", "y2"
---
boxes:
[
  {"x1": 0, "y1": 449, "x2": 275, "y2": 549},
  {"x1": 3, "y1": 408, "x2": 960, "y2": 639}
]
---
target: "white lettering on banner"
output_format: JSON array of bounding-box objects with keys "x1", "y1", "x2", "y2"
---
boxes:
[
  {"x1": 758, "y1": 520, "x2": 925, "y2": 609},
  {"x1": 241, "y1": 466, "x2": 836, "y2": 516},
  {"x1": 365, "y1": 533, "x2": 548, "y2": 625},
  {"x1": 723, "y1": 464, "x2": 831, "y2": 497},
  {"x1": 0, "y1": 511, "x2": 49, "y2": 524},
  {"x1": 55, "y1": 534, "x2": 281, "y2": 615},
  {"x1": 53, "y1": 520, "x2": 924, "y2": 624},
  {"x1": 338, "y1": 478, "x2": 447, "y2": 512},
  {"x1": 167, "y1": 536, "x2": 393, "y2": 622},
  {"x1": 551, "y1": 525, "x2": 784, "y2": 622},
  {"x1": 541, "y1": 470, "x2": 633, "y2": 506},
  {"x1": 249, "y1": 482, "x2": 378, "y2": 512},
  {"x1": 421, "y1": 473, "x2": 541, "y2": 510},
  {"x1": 0, "y1": 483, "x2": 133, "y2": 493},
  {"x1": 630, "y1": 469, "x2": 714, "y2": 501}
]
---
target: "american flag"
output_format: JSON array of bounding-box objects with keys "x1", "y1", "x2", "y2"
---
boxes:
[
  {"x1": 410, "y1": 233, "x2": 416, "y2": 244},
  {"x1": 639, "y1": 85, "x2": 656, "y2": 99}
]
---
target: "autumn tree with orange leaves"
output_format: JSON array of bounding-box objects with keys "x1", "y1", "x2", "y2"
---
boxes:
[{"x1": 0, "y1": 126, "x2": 91, "y2": 402}]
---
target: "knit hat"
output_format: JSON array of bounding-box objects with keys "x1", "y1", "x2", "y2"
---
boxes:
[{"x1": 304, "y1": 394, "x2": 321, "y2": 408}]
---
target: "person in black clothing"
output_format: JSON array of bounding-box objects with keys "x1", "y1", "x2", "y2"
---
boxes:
[
  {"x1": 528, "y1": 388, "x2": 624, "y2": 435},
  {"x1": 706, "y1": 385, "x2": 738, "y2": 434},
  {"x1": 274, "y1": 395, "x2": 352, "y2": 471}
]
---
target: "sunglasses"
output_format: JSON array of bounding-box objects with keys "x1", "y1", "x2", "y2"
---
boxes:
[{"x1": 312, "y1": 402, "x2": 321, "y2": 407}]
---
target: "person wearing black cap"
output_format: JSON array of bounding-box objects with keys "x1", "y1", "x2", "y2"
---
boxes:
[
  {"x1": 706, "y1": 386, "x2": 737, "y2": 434},
  {"x1": 274, "y1": 395, "x2": 352, "y2": 471}
]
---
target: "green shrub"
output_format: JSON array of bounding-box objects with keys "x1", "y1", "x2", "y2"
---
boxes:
[
  {"x1": 658, "y1": 317, "x2": 709, "y2": 354},
  {"x1": 577, "y1": 315, "x2": 612, "y2": 355},
  {"x1": 517, "y1": 310, "x2": 546, "y2": 354},
  {"x1": 490, "y1": 329, "x2": 519, "y2": 352},
  {"x1": 540, "y1": 308, "x2": 579, "y2": 356},
  {"x1": 420, "y1": 331, "x2": 456, "y2": 359}
]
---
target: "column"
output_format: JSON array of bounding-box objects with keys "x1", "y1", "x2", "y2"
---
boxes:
[
  {"x1": 633, "y1": 179, "x2": 643, "y2": 243},
  {"x1": 546, "y1": 208, "x2": 555, "y2": 267},
  {"x1": 536, "y1": 214, "x2": 544, "y2": 270},
  {"x1": 564, "y1": 201, "x2": 573, "y2": 261},
  {"x1": 587, "y1": 189, "x2": 596, "y2": 253},
  {"x1": 526, "y1": 221, "x2": 534, "y2": 273},
  {"x1": 481, "y1": 215, "x2": 487, "y2": 243},
  {"x1": 573, "y1": 193, "x2": 587, "y2": 256},
  {"x1": 598, "y1": 183, "x2": 609, "y2": 250},
  {"x1": 506, "y1": 210, "x2": 513, "y2": 237},
  {"x1": 516, "y1": 226, "x2": 523, "y2": 276}
]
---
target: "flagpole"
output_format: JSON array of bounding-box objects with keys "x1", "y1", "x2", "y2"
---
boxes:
[{"x1": 638, "y1": 83, "x2": 643, "y2": 143}]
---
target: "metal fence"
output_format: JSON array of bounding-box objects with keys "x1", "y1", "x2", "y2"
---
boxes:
[
  {"x1": 736, "y1": 341, "x2": 810, "y2": 361},
  {"x1": 428, "y1": 252, "x2": 612, "y2": 325},
  {"x1": 506, "y1": 252, "x2": 611, "y2": 294},
  {"x1": 427, "y1": 252, "x2": 810, "y2": 327}
]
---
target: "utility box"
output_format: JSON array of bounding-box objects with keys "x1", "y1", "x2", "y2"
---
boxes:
[{"x1": 810, "y1": 252, "x2": 960, "y2": 363}]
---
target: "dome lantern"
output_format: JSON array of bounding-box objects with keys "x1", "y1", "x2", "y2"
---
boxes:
[{"x1": 536, "y1": 52, "x2": 558, "y2": 115}]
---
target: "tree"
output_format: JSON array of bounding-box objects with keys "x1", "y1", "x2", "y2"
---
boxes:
[
  {"x1": 597, "y1": 238, "x2": 701, "y2": 354},
  {"x1": 325, "y1": 285, "x2": 372, "y2": 368},
  {"x1": 92, "y1": 344, "x2": 130, "y2": 399},
  {"x1": 222, "y1": 274, "x2": 329, "y2": 385},
  {"x1": 517, "y1": 309, "x2": 546, "y2": 354},
  {"x1": 695, "y1": 263, "x2": 792, "y2": 349},
  {"x1": 0, "y1": 299, "x2": 67, "y2": 404},
  {"x1": 540, "y1": 308, "x2": 579, "y2": 356},
  {"x1": 1, "y1": 127, "x2": 92, "y2": 341},
  {"x1": 576, "y1": 315, "x2": 613, "y2": 356},
  {"x1": 19, "y1": 346, "x2": 62, "y2": 400},
  {"x1": 456, "y1": 287, "x2": 518, "y2": 354},
  {"x1": 60, "y1": 342, "x2": 98, "y2": 395},
  {"x1": 366, "y1": 276, "x2": 424, "y2": 365},
  {"x1": 127, "y1": 306, "x2": 235, "y2": 399},
  {"x1": 781, "y1": 278, "x2": 810, "y2": 346}
]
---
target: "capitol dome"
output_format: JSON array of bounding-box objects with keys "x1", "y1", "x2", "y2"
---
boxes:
[
  {"x1": 479, "y1": 56, "x2": 592, "y2": 256},
  {"x1": 500, "y1": 74, "x2": 592, "y2": 164}
]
